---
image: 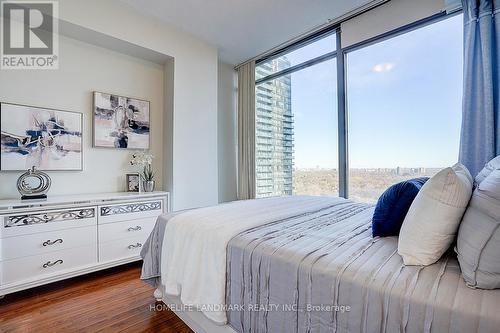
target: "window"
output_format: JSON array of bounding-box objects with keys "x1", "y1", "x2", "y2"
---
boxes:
[
  {"x1": 255, "y1": 33, "x2": 338, "y2": 198},
  {"x1": 254, "y1": 13, "x2": 463, "y2": 202},
  {"x1": 291, "y1": 59, "x2": 338, "y2": 196},
  {"x1": 346, "y1": 14, "x2": 463, "y2": 203}
]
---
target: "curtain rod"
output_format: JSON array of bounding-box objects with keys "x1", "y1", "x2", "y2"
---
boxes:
[{"x1": 234, "y1": 0, "x2": 390, "y2": 70}]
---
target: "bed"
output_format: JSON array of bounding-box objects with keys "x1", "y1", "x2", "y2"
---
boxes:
[{"x1": 141, "y1": 196, "x2": 500, "y2": 333}]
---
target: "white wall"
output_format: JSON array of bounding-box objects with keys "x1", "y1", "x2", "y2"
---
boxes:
[
  {"x1": 0, "y1": 36, "x2": 164, "y2": 198},
  {"x1": 217, "y1": 61, "x2": 238, "y2": 203},
  {"x1": 341, "y1": 0, "x2": 446, "y2": 47},
  {"x1": 59, "y1": 0, "x2": 219, "y2": 211},
  {"x1": 0, "y1": 0, "x2": 220, "y2": 211}
]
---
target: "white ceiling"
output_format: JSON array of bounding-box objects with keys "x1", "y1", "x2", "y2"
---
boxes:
[{"x1": 118, "y1": 0, "x2": 378, "y2": 65}]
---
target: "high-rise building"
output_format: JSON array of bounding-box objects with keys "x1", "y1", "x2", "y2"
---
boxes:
[{"x1": 255, "y1": 58, "x2": 294, "y2": 197}]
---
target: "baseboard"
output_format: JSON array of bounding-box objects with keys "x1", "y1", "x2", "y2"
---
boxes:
[{"x1": 161, "y1": 293, "x2": 237, "y2": 333}]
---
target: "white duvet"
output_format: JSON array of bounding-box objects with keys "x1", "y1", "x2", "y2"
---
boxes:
[{"x1": 160, "y1": 195, "x2": 343, "y2": 324}]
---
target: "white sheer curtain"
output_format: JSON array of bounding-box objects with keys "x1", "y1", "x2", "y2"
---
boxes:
[{"x1": 237, "y1": 61, "x2": 256, "y2": 200}]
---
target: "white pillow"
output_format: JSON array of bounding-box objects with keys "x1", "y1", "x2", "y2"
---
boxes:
[
  {"x1": 398, "y1": 163, "x2": 473, "y2": 266},
  {"x1": 457, "y1": 169, "x2": 500, "y2": 289}
]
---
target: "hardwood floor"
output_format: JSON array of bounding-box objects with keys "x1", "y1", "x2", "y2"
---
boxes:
[{"x1": 0, "y1": 262, "x2": 193, "y2": 333}]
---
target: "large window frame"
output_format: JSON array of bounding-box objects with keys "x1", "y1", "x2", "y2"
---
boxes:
[
  {"x1": 255, "y1": 10, "x2": 462, "y2": 199},
  {"x1": 255, "y1": 29, "x2": 339, "y2": 85}
]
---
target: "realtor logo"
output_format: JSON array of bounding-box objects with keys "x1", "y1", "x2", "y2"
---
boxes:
[{"x1": 1, "y1": 0, "x2": 59, "y2": 69}]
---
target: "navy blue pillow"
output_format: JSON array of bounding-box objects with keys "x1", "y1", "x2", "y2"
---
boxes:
[{"x1": 372, "y1": 177, "x2": 429, "y2": 237}]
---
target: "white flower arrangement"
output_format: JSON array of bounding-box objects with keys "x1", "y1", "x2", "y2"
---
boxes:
[
  {"x1": 130, "y1": 152, "x2": 155, "y2": 182},
  {"x1": 130, "y1": 152, "x2": 154, "y2": 166}
]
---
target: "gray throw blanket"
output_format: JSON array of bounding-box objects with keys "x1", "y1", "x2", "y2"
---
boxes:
[{"x1": 140, "y1": 211, "x2": 182, "y2": 286}]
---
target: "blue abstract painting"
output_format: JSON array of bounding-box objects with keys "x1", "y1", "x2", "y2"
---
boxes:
[{"x1": 0, "y1": 103, "x2": 83, "y2": 171}]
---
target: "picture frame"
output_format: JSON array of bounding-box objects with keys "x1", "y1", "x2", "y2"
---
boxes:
[
  {"x1": 0, "y1": 102, "x2": 84, "y2": 171},
  {"x1": 92, "y1": 91, "x2": 151, "y2": 150},
  {"x1": 126, "y1": 173, "x2": 140, "y2": 192}
]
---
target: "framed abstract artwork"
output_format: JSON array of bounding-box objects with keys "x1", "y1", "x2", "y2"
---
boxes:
[
  {"x1": 0, "y1": 102, "x2": 83, "y2": 171},
  {"x1": 93, "y1": 91, "x2": 150, "y2": 149}
]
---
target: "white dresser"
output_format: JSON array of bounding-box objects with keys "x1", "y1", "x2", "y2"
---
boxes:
[{"x1": 0, "y1": 191, "x2": 169, "y2": 297}]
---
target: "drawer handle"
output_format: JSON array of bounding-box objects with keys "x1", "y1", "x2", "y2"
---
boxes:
[
  {"x1": 42, "y1": 259, "x2": 64, "y2": 268},
  {"x1": 42, "y1": 238, "x2": 63, "y2": 246},
  {"x1": 128, "y1": 243, "x2": 142, "y2": 249},
  {"x1": 127, "y1": 226, "x2": 142, "y2": 232}
]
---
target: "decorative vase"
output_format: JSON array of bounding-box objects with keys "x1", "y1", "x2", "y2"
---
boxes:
[{"x1": 143, "y1": 180, "x2": 155, "y2": 192}]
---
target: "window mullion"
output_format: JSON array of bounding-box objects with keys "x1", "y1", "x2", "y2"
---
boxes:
[{"x1": 337, "y1": 30, "x2": 348, "y2": 199}]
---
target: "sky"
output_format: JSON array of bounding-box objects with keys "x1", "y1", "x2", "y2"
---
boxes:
[{"x1": 280, "y1": 14, "x2": 464, "y2": 169}]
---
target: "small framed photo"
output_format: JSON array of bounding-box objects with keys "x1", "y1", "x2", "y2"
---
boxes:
[{"x1": 126, "y1": 173, "x2": 140, "y2": 192}]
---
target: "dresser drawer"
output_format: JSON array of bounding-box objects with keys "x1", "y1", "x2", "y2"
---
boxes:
[
  {"x1": 98, "y1": 200, "x2": 163, "y2": 224},
  {"x1": 1, "y1": 245, "x2": 97, "y2": 285},
  {"x1": 1, "y1": 206, "x2": 97, "y2": 238},
  {"x1": 98, "y1": 217, "x2": 156, "y2": 243},
  {"x1": 99, "y1": 236, "x2": 146, "y2": 262},
  {"x1": 1, "y1": 225, "x2": 97, "y2": 261}
]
